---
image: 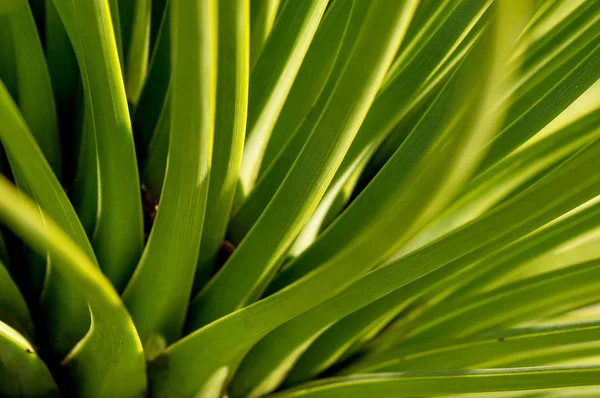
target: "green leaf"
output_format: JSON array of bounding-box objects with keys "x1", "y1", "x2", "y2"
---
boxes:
[
  {"x1": 187, "y1": 0, "x2": 417, "y2": 330},
  {"x1": 0, "y1": 0, "x2": 22, "y2": 15},
  {"x1": 118, "y1": 0, "x2": 136, "y2": 70},
  {"x1": 0, "y1": 80, "x2": 97, "y2": 353},
  {"x1": 0, "y1": 320, "x2": 58, "y2": 398},
  {"x1": 45, "y1": 0, "x2": 79, "y2": 124},
  {"x1": 108, "y1": 0, "x2": 124, "y2": 68},
  {"x1": 326, "y1": 0, "x2": 490, "y2": 198},
  {"x1": 236, "y1": 0, "x2": 329, "y2": 198},
  {"x1": 51, "y1": 0, "x2": 144, "y2": 290},
  {"x1": 0, "y1": 259, "x2": 33, "y2": 339},
  {"x1": 227, "y1": 0, "x2": 370, "y2": 244},
  {"x1": 447, "y1": 195, "x2": 600, "y2": 299},
  {"x1": 0, "y1": 176, "x2": 146, "y2": 398},
  {"x1": 264, "y1": 3, "x2": 493, "y2": 293},
  {"x1": 133, "y1": 3, "x2": 170, "y2": 159},
  {"x1": 249, "y1": 0, "x2": 281, "y2": 69},
  {"x1": 233, "y1": 0, "x2": 491, "y2": 250},
  {"x1": 193, "y1": 0, "x2": 250, "y2": 291},
  {"x1": 141, "y1": 88, "x2": 170, "y2": 198},
  {"x1": 149, "y1": 130, "x2": 600, "y2": 396},
  {"x1": 348, "y1": 320, "x2": 600, "y2": 373},
  {"x1": 124, "y1": 0, "x2": 151, "y2": 105},
  {"x1": 287, "y1": 159, "x2": 363, "y2": 258},
  {"x1": 122, "y1": 0, "x2": 217, "y2": 351},
  {"x1": 0, "y1": 14, "x2": 17, "y2": 99},
  {"x1": 397, "y1": 259, "x2": 600, "y2": 346},
  {"x1": 230, "y1": 3, "x2": 529, "y2": 391},
  {"x1": 6, "y1": 0, "x2": 62, "y2": 178},
  {"x1": 477, "y1": 4, "x2": 600, "y2": 171},
  {"x1": 149, "y1": 0, "x2": 167, "y2": 49},
  {"x1": 271, "y1": 366, "x2": 600, "y2": 398},
  {"x1": 365, "y1": 195, "x2": 600, "y2": 354},
  {"x1": 370, "y1": 0, "x2": 600, "y2": 188},
  {"x1": 515, "y1": 0, "x2": 597, "y2": 75},
  {"x1": 396, "y1": 105, "x2": 600, "y2": 259},
  {"x1": 257, "y1": 0, "x2": 355, "y2": 177},
  {"x1": 71, "y1": 98, "x2": 99, "y2": 237}
]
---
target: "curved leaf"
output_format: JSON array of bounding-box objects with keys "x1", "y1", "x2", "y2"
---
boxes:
[
  {"x1": 227, "y1": 0, "x2": 370, "y2": 244},
  {"x1": 0, "y1": 80, "x2": 97, "y2": 353},
  {"x1": 124, "y1": 0, "x2": 151, "y2": 105},
  {"x1": 51, "y1": 0, "x2": 144, "y2": 290},
  {"x1": 231, "y1": 3, "x2": 528, "y2": 391},
  {"x1": 187, "y1": 0, "x2": 418, "y2": 330},
  {"x1": 237, "y1": 0, "x2": 329, "y2": 197},
  {"x1": 271, "y1": 366, "x2": 600, "y2": 398},
  {"x1": 0, "y1": 320, "x2": 57, "y2": 398},
  {"x1": 7, "y1": 0, "x2": 62, "y2": 178},
  {"x1": 249, "y1": 0, "x2": 281, "y2": 69},
  {"x1": 122, "y1": 0, "x2": 217, "y2": 351},
  {"x1": 193, "y1": 0, "x2": 250, "y2": 291},
  {"x1": 348, "y1": 320, "x2": 600, "y2": 373},
  {"x1": 149, "y1": 136, "x2": 600, "y2": 398},
  {"x1": 0, "y1": 176, "x2": 146, "y2": 398},
  {"x1": 398, "y1": 259, "x2": 600, "y2": 345},
  {"x1": 133, "y1": 3, "x2": 170, "y2": 161},
  {"x1": 358, "y1": 195, "x2": 600, "y2": 355},
  {"x1": 257, "y1": 0, "x2": 355, "y2": 177},
  {"x1": 0, "y1": 260, "x2": 33, "y2": 339}
]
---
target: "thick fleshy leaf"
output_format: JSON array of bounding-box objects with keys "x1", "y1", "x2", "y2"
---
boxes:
[
  {"x1": 6, "y1": 0, "x2": 62, "y2": 178},
  {"x1": 0, "y1": 320, "x2": 58, "y2": 397},
  {"x1": 51, "y1": 0, "x2": 144, "y2": 290},
  {"x1": 0, "y1": 176, "x2": 146, "y2": 398},
  {"x1": 0, "y1": 80, "x2": 97, "y2": 353},
  {"x1": 122, "y1": 0, "x2": 217, "y2": 353},
  {"x1": 193, "y1": 0, "x2": 250, "y2": 291}
]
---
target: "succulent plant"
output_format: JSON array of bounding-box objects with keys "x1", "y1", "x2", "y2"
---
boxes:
[{"x1": 0, "y1": 0, "x2": 600, "y2": 397}]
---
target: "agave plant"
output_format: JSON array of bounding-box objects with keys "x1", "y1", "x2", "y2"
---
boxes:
[{"x1": 1, "y1": 0, "x2": 600, "y2": 396}]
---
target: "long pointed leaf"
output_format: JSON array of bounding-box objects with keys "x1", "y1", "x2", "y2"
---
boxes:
[
  {"x1": 348, "y1": 320, "x2": 600, "y2": 373},
  {"x1": 0, "y1": 176, "x2": 146, "y2": 398},
  {"x1": 193, "y1": 0, "x2": 250, "y2": 290},
  {"x1": 187, "y1": 0, "x2": 417, "y2": 330},
  {"x1": 122, "y1": 0, "x2": 217, "y2": 351},
  {"x1": 7, "y1": 0, "x2": 62, "y2": 178},
  {"x1": 271, "y1": 366, "x2": 600, "y2": 398},
  {"x1": 0, "y1": 80, "x2": 97, "y2": 353},
  {"x1": 51, "y1": 0, "x2": 144, "y2": 290},
  {"x1": 237, "y1": 0, "x2": 328, "y2": 197},
  {"x1": 149, "y1": 138, "x2": 600, "y2": 398}
]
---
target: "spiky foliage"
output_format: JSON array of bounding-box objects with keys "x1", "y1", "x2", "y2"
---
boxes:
[{"x1": 0, "y1": 0, "x2": 600, "y2": 397}]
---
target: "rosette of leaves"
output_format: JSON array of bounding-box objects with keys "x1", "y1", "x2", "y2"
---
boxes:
[{"x1": 1, "y1": 0, "x2": 600, "y2": 397}]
